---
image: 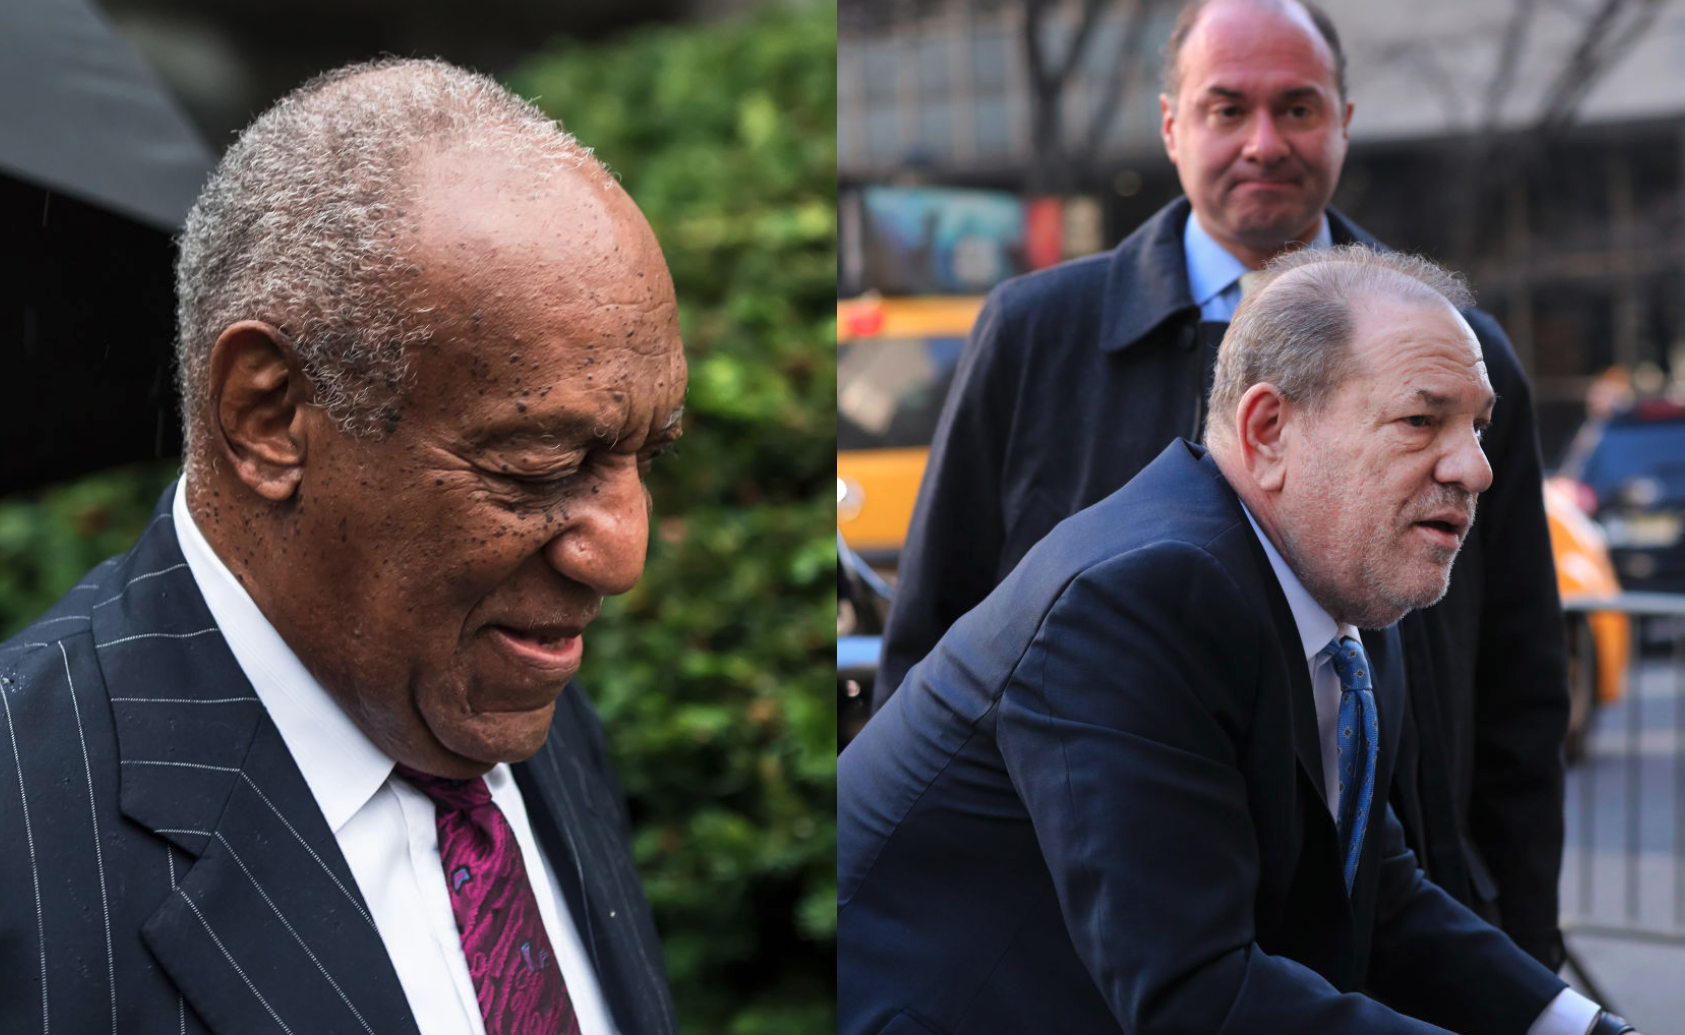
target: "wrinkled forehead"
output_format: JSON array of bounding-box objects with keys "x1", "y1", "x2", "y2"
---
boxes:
[
  {"x1": 1346, "y1": 291, "x2": 1490, "y2": 396},
  {"x1": 403, "y1": 155, "x2": 677, "y2": 330}
]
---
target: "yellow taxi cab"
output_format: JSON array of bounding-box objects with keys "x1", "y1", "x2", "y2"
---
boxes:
[
  {"x1": 1543, "y1": 476, "x2": 1630, "y2": 759},
  {"x1": 837, "y1": 294, "x2": 985, "y2": 561}
]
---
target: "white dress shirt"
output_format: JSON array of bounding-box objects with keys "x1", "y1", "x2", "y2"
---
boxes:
[
  {"x1": 172, "y1": 483, "x2": 619, "y2": 1035},
  {"x1": 1184, "y1": 210, "x2": 1332, "y2": 322},
  {"x1": 1238, "y1": 504, "x2": 1600, "y2": 1035}
]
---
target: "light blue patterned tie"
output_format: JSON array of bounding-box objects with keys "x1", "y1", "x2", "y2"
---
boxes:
[{"x1": 1324, "y1": 636, "x2": 1379, "y2": 893}]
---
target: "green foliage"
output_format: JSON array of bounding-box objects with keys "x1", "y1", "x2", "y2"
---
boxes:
[
  {"x1": 0, "y1": 461, "x2": 180, "y2": 636},
  {"x1": 510, "y1": 7, "x2": 837, "y2": 1031},
  {"x1": 0, "y1": 6, "x2": 837, "y2": 1034}
]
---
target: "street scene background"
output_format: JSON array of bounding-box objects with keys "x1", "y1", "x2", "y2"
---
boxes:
[{"x1": 839, "y1": 0, "x2": 1685, "y2": 1030}]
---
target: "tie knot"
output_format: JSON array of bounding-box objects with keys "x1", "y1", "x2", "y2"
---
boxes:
[
  {"x1": 1322, "y1": 636, "x2": 1372, "y2": 692},
  {"x1": 393, "y1": 763, "x2": 493, "y2": 812}
]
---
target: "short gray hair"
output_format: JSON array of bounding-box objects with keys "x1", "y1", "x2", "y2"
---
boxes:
[
  {"x1": 174, "y1": 57, "x2": 601, "y2": 458},
  {"x1": 1206, "y1": 244, "x2": 1475, "y2": 442}
]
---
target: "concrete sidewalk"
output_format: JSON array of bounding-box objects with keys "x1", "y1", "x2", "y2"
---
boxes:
[{"x1": 1564, "y1": 932, "x2": 1685, "y2": 1034}]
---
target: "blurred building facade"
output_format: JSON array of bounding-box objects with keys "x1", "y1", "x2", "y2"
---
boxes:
[{"x1": 839, "y1": 0, "x2": 1685, "y2": 462}]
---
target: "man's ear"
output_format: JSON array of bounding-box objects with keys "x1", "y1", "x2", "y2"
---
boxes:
[
  {"x1": 1159, "y1": 93, "x2": 1179, "y2": 164},
  {"x1": 1235, "y1": 383, "x2": 1292, "y2": 492},
  {"x1": 206, "y1": 321, "x2": 313, "y2": 502}
]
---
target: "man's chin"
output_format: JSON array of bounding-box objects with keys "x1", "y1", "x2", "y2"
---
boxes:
[
  {"x1": 1229, "y1": 206, "x2": 1323, "y2": 252},
  {"x1": 1369, "y1": 571, "x2": 1455, "y2": 628},
  {"x1": 426, "y1": 701, "x2": 559, "y2": 773}
]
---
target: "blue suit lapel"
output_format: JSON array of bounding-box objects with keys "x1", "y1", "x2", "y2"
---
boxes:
[
  {"x1": 93, "y1": 488, "x2": 417, "y2": 1035},
  {"x1": 1194, "y1": 450, "x2": 1331, "y2": 807}
]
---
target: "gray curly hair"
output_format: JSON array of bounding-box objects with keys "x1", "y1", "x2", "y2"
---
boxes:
[
  {"x1": 174, "y1": 57, "x2": 601, "y2": 461},
  {"x1": 1206, "y1": 244, "x2": 1475, "y2": 444}
]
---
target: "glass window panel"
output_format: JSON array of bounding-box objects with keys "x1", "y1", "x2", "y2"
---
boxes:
[
  {"x1": 974, "y1": 95, "x2": 1011, "y2": 156},
  {"x1": 917, "y1": 100, "x2": 954, "y2": 159},
  {"x1": 864, "y1": 40, "x2": 898, "y2": 102},
  {"x1": 916, "y1": 37, "x2": 949, "y2": 98},
  {"x1": 971, "y1": 29, "x2": 1010, "y2": 90},
  {"x1": 838, "y1": 338, "x2": 968, "y2": 451},
  {"x1": 866, "y1": 107, "x2": 900, "y2": 166}
]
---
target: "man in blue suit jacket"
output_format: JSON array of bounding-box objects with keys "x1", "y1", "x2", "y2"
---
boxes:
[
  {"x1": 0, "y1": 59, "x2": 683, "y2": 1034},
  {"x1": 839, "y1": 247, "x2": 1633, "y2": 1035},
  {"x1": 876, "y1": 0, "x2": 1570, "y2": 969}
]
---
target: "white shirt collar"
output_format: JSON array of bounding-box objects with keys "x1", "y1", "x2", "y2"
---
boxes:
[
  {"x1": 173, "y1": 481, "x2": 396, "y2": 832},
  {"x1": 1183, "y1": 211, "x2": 1333, "y2": 311},
  {"x1": 1237, "y1": 500, "x2": 1359, "y2": 664}
]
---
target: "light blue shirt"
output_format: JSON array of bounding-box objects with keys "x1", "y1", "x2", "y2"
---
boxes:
[{"x1": 1183, "y1": 212, "x2": 1332, "y2": 322}]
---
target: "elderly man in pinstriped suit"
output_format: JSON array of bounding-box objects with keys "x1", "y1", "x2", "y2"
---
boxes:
[{"x1": 0, "y1": 59, "x2": 684, "y2": 1034}]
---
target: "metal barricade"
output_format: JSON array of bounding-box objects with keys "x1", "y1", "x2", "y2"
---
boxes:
[{"x1": 1559, "y1": 592, "x2": 1685, "y2": 1024}]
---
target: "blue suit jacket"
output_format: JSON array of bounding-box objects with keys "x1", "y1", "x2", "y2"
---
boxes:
[
  {"x1": 876, "y1": 197, "x2": 1570, "y2": 965},
  {"x1": 0, "y1": 488, "x2": 675, "y2": 1034},
  {"x1": 839, "y1": 441, "x2": 1563, "y2": 1035}
]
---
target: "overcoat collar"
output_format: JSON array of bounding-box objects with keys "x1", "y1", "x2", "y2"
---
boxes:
[{"x1": 1097, "y1": 198, "x2": 1382, "y2": 355}]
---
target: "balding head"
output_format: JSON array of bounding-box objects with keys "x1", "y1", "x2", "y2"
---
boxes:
[
  {"x1": 174, "y1": 58, "x2": 605, "y2": 468},
  {"x1": 1163, "y1": 0, "x2": 1347, "y2": 102},
  {"x1": 1206, "y1": 245, "x2": 1476, "y2": 450}
]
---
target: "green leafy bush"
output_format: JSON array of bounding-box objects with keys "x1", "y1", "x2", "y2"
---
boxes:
[
  {"x1": 1, "y1": 6, "x2": 837, "y2": 1034},
  {"x1": 510, "y1": 8, "x2": 838, "y2": 1032},
  {"x1": 0, "y1": 461, "x2": 180, "y2": 634}
]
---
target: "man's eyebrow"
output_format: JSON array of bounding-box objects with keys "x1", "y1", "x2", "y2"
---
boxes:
[
  {"x1": 1202, "y1": 86, "x2": 1322, "y2": 103},
  {"x1": 1413, "y1": 388, "x2": 1499, "y2": 411}
]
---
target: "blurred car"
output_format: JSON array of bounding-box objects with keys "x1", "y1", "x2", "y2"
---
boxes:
[
  {"x1": 1556, "y1": 398, "x2": 1685, "y2": 594},
  {"x1": 1543, "y1": 477, "x2": 1630, "y2": 761},
  {"x1": 837, "y1": 294, "x2": 985, "y2": 562}
]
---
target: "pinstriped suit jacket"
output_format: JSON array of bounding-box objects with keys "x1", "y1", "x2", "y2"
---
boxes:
[{"x1": 0, "y1": 489, "x2": 677, "y2": 1035}]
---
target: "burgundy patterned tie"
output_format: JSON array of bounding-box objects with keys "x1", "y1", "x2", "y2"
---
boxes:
[{"x1": 394, "y1": 764, "x2": 579, "y2": 1035}]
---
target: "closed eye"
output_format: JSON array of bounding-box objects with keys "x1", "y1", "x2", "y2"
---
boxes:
[{"x1": 506, "y1": 469, "x2": 580, "y2": 495}]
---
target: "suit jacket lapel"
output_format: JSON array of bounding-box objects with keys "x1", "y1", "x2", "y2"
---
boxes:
[
  {"x1": 1218, "y1": 476, "x2": 1329, "y2": 808},
  {"x1": 516, "y1": 692, "x2": 679, "y2": 1035},
  {"x1": 92, "y1": 490, "x2": 417, "y2": 1035}
]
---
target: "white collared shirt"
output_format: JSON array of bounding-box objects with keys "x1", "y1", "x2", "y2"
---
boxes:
[
  {"x1": 172, "y1": 483, "x2": 619, "y2": 1035},
  {"x1": 1238, "y1": 504, "x2": 1600, "y2": 1035},
  {"x1": 1184, "y1": 211, "x2": 1333, "y2": 323},
  {"x1": 1238, "y1": 503, "x2": 1353, "y2": 815}
]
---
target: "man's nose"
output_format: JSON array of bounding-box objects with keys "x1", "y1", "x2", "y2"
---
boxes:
[
  {"x1": 542, "y1": 464, "x2": 650, "y2": 597},
  {"x1": 1437, "y1": 430, "x2": 1494, "y2": 495},
  {"x1": 1243, "y1": 113, "x2": 1289, "y2": 164}
]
